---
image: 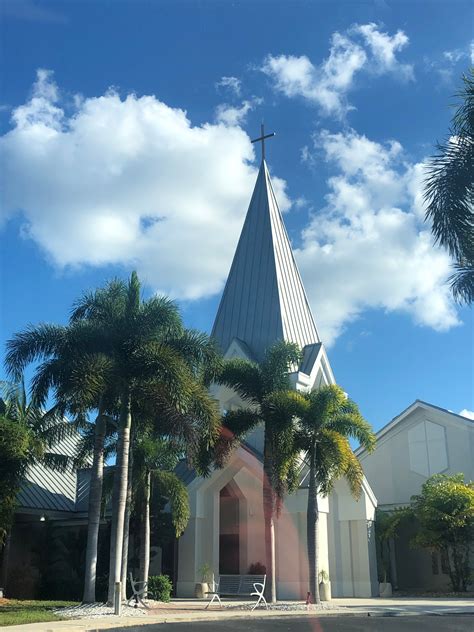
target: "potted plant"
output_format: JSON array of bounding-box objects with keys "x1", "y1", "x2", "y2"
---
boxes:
[
  {"x1": 248, "y1": 562, "x2": 266, "y2": 574},
  {"x1": 194, "y1": 563, "x2": 213, "y2": 599},
  {"x1": 319, "y1": 569, "x2": 331, "y2": 601}
]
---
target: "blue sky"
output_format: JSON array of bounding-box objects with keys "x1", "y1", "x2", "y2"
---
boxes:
[{"x1": 1, "y1": 0, "x2": 473, "y2": 431}]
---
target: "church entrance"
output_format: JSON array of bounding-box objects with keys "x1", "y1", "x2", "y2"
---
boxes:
[{"x1": 219, "y1": 482, "x2": 244, "y2": 574}]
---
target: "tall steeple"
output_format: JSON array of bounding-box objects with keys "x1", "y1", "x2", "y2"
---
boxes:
[{"x1": 212, "y1": 155, "x2": 321, "y2": 362}]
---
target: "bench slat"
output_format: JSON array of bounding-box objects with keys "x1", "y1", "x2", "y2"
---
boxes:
[{"x1": 216, "y1": 574, "x2": 265, "y2": 596}]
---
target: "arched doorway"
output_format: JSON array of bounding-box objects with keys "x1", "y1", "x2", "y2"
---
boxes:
[{"x1": 219, "y1": 481, "x2": 246, "y2": 574}]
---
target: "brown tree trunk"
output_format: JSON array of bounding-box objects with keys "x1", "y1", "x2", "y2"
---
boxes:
[
  {"x1": 263, "y1": 427, "x2": 277, "y2": 603},
  {"x1": 82, "y1": 406, "x2": 106, "y2": 603},
  {"x1": 307, "y1": 445, "x2": 320, "y2": 604}
]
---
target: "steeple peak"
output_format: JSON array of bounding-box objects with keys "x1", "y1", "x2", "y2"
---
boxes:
[{"x1": 212, "y1": 160, "x2": 320, "y2": 361}]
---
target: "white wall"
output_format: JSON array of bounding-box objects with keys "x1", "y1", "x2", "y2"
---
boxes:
[{"x1": 360, "y1": 406, "x2": 474, "y2": 508}]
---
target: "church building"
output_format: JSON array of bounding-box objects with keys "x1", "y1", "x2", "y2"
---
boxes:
[
  {"x1": 1, "y1": 138, "x2": 379, "y2": 602},
  {"x1": 175, "y1": 145, "x2": 379, "y2": 599}
]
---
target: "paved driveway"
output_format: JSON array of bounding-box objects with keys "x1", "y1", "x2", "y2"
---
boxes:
[{"x1": 110, "y1": 614, "x2": 474, "y2": 631}]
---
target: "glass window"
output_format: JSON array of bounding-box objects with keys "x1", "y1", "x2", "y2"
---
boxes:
[{"x1": 408, "y1": 420, "x2": 448, "y2": 477}]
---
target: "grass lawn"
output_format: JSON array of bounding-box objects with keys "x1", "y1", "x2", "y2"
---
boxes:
[{"x1": 0, "y1": 599, "x2": 79, "y2": 627}]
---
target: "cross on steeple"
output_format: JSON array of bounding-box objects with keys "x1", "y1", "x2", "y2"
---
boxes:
[{"x1": 251, "y1": 123, "x2": 275, "y2": 163}]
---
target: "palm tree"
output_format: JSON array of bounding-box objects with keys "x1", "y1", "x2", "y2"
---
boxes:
[
  {"x1": 0, "y1": 380, "x2": 73, "y2": 556},
  {"x1": 6, "y1": 273, "x2": 221, "y2": 603},
  {"x1": 424, "y1": 70, "x2": 474, "y2": 304},
  {"x1": 5, "y1": 319, "x2": 119, "y2": 603},
  {"x1": 70, "y1": 272, "x2": 221, "y2": 603},
  {"x1": 132, "y1": 434, "x2": 189, "y2": 590},
  {"x1": 214, "y1": 341, "x2": 303, "y2": 603},
  {"x1": 294, "y1": 385, "x2": 375, "y2": 603}
]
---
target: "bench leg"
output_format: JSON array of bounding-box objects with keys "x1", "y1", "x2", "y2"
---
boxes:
[
  {"x1": 251, "y1": 593, "x2": 268, "y2": 611},
  {"x1": 127, "y1": 591, "x2": 149, "y2": 609},
  {"x1": 205, "y1": 594, "x2": 222, "y2": 609}
]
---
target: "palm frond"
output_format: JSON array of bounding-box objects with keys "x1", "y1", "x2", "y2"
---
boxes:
[
  {"x1": 424, "y1": 135, "x2": 473, "y2": 259},
  {"x1": 166, "y1": 329, "x2": 222, "y2": 381},
  {"x1": 152, "y1": 470, "x2": 190, "y2": 537},
  {"x1": 5, "y1": 324, "x2": 68, "y2": 380},
  {"x1": 223, "y1": 407, "x2": 260, "y2": 438},
  {"x1": 218, "y1": 358, "x2": 263, "y2": 403},
  {"x1": 126, "y1": 270, "x2": 141, "y2": 323},
  {"x1": 70, "y1": 278, "x2": 127, "y2": 322},
  {"x1": 326, "y1": 408, "x2": 376, "y2": 452},
  {"x1": 302, "y1": 384, "x2": 348, "y2": 434},
  {"x1": 449, "y1": 259, "x2": 474, "y2": 304},
  {"x1": 423, "y1": 69, "x2": 474, "y2": 306},
  {"x1": 315, "y1": 430, "x2": 353, "y2": 496},
  {"x1": 342, "y1": 450, "x2": 364, "y2": 500},
  {"x1": 261, "y1": 341, "x2": 302, "y2": 392},
  {"x1": 262, "y1": 390, "x2": 307, "y2": 431},
  {"x1": 41, "y1": 451, "x2": 73, "y2": 472},
  {"x1": 137, "y1": 295, "x2": 182, "y2": 339}
]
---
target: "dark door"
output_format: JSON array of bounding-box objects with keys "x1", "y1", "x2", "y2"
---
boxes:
[{"x1": 219, "y1": 534, "x2": 239, "y2": 574}]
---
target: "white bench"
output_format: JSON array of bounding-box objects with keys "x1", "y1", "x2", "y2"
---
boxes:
[
  {"x1": 205, "y1": 574, "x2": 267, "y2": 610},
  {"x1": 127, "y1": 573, "x2": 152, "y2": 608}
]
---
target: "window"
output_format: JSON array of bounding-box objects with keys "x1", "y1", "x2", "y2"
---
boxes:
[
  {"x1": 440, "y1": 550, "x2": 450, "y2": 575},
  {"x1": 408, "y1": 420, "x2": 448, "y2": 477},
  {"x1": 432, "y1": 551, "x2": 449, "y2": 575}
]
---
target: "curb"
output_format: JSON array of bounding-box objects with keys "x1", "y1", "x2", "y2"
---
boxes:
[{"x1": 3, "y1": 608, "x2": 474, "y2": 631}]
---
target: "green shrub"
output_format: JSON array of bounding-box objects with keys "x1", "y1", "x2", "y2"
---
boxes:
[{"x1": 148, "y1": 574, "x2": 172, "y2": 602}]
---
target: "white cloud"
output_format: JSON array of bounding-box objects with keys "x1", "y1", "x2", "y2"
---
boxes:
[
  {"x1": 261, "y1": 23, "x2": 413, "y2": 117},
  {"x1": 427, "y1": 41, "x2": 473, "y2": 83},
  {"x1": 354, "y1": 23, "x2": 414, "y2": 80},
  {"x1": 0, "y1": 70, "x2": 290, "y2": 300},
  {"x1": 295, "y1": 129, "x2": 459, "y2": 344},
  {"x1": 215, "y1": 76, "x2": 242, "y2": 97},
  {"x1": 459, "y1": 409, "x2": 474, "y2": 420},
  {"x1": 443, "y1": 49, "x2": 465, "y2": 64},
  {"x1": 215, "y1": 97, "x2": 262, "y2": 126},
  {"x1": 0, "y1": 72, "x2": 460, "y2": 347}
]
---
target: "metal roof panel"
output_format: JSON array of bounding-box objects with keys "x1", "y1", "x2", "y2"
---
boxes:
[{"x1": 212, "y1": 161, "x2": 320, "y2": 362}]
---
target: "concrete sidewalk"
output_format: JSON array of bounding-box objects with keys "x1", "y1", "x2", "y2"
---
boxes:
[{"x1": 2, "y1": 597, "x2": 474, "y2": 631}]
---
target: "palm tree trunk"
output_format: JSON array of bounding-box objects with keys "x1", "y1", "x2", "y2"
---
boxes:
[
  {"x1": 107, "y1": 391, "x2": 132, "y2": 604},
  {"x1": 263, "y1": 427, "x2": 277, "y2": 603},
  {"x1": 83, "y1": 406, "x2": 106, "y2": 603},
  {"x1": 120, "y1": 453, "x2": 133, "y2": 600},
  {"x1": 139, "y1": 469, "x2": 151, "y2": 593},
  {"x1": 307, "y1": 445, "x2": 320, "y2": 604},
  {"x1": 0, "y1": 532, "x2": 12, "y2": 594},
  {"x1": 107, "y1": 435, "x2": 121, "y2": 604}
]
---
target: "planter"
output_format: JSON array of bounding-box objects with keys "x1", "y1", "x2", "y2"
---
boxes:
[
  {"x1": 379, "y1": 581, "x2": 392, "y2": 597},
  {"x1": 194, "y1": 582, "x2": 209, "y2": 599},
  {"x1": 319, "y1": 580, "x2": 331, "y2": 601}
]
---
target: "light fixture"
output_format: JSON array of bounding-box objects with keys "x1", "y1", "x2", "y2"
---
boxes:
[{"x1": 40, "y1": 515, "x2": 46, "y2": 521}]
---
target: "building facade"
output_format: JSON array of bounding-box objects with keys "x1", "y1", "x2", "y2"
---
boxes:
[
  {"x1": 175, "y1": 158, "x2": 378, "y2": 599},
  {"x1": 1, "y1": 155, "x2": 380, "y2": 601},
  {"x1": 357, "y1": 400, "x2": 474, "y2": 591}
]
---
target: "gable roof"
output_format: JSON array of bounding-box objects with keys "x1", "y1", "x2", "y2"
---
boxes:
[
  {"x1": 17, "y1": 434, "x2": 80, "y2": 513},
  {"x1": 356, "y1": 399, "x2": 474, "y2": 457},
  {"x1": 212, "y1": 160, "x2": 320, "y2": 362}
]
